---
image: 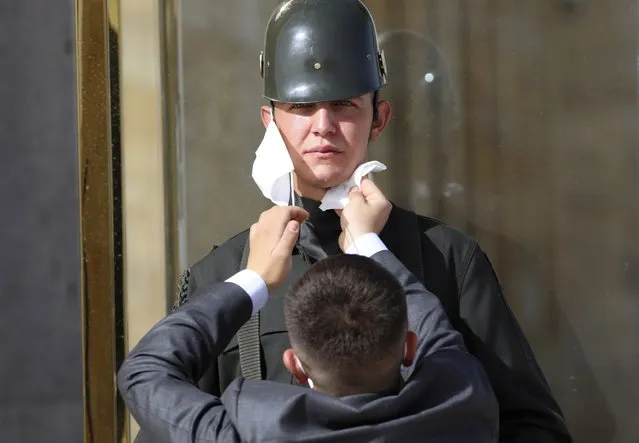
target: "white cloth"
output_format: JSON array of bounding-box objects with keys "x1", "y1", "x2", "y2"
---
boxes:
[
  {"x1": 251, "y1": 121, "x2": 386, "y2": 210},
  {"x1": 319, "y1": 161, "x2": 386, "y2": 210},
  {"x1": 225, "y1": 269, "x2": 269, "y2": 314},
  {"x1": 251, "y1": 119, "x2": 295, "y2": 206},
  {"x1": 344, "y1": 232, "x2": 388, "y2": 257}
]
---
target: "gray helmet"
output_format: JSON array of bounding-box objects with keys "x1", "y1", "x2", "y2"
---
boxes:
[{"x1": 260, "y1": 0, "x2": 387, "y2": 103}]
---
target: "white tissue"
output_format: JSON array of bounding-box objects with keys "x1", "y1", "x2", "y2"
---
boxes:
[
  {"x1": 318, "y1": 161, "x2": 387, "y2": 210},
  {"x1": 251, "y1": 119, "x2": 295, "y2": 206}
]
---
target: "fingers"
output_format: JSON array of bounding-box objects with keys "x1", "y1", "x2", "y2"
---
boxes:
[
  {"x1": 348, "y1": 178, "x2": 384, "y2": 202},
  {"x1": 287, "y1": 206, "x2": 310, "y2": 223},
  {"x1": 347, "y1": 186, "x2": 365, "y2": 210},
  {"x1": 253, "y1": 206, "x2": 307, "y2": 253},
  {"x1": 348, "y1": 186, "x2": 365, "y2": 201},
  {"x1": 272, "y1": 220, "x2": 300, "y2": 257},
  {"x1": 358, "y1": 177, "x2": 384, "y2": 200},
  {"x1": 258, "y1": 206, "x2": 308, "y2": 230}
]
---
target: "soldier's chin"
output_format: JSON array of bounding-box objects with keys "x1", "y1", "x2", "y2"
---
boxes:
[{"x1": 308, "y1": 167, "x2": 351, "y2": 189}]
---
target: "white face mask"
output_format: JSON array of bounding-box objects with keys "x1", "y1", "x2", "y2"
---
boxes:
[
  {"x1": 251, "y1": 116, "x2": 295, "y2": 206},
  {"x1": 294, "y1": 355, "x2": 314, "y2": 389},
  {"x1": 251, "y1": 111, "x2": 387, "y2": 209}
]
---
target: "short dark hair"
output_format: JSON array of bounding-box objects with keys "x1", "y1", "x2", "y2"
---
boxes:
[{"x1": 284, "y1": 254, "x2": 407, "y2": 395}]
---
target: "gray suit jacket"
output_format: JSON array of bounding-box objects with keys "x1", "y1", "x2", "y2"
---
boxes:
[{"x1": 117, "y1": 250, "x2": 499, "y2": 442}]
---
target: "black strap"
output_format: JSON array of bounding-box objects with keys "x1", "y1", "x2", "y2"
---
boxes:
[{"x1": 236, "y1": 238, "x2": 263, "y2": 380}]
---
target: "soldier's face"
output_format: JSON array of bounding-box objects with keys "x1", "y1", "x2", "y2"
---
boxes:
[{"x1": 261, "y1": 93, "x2": 391, "y2": 198}]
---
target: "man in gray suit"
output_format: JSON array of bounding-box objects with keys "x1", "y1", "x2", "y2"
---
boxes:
[{"x1": 117, "y1": 179, "x2": 498, "y2": 442}]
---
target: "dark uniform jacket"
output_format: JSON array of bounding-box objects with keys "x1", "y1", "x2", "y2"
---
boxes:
[
  {"x1": 119, "y1": 249, "x2": 499, "y2": 442},
  {"x1": 135, "y1": 197, "x2": 571, "y2": 443}
]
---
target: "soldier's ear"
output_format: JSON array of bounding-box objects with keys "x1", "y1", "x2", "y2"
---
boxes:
[
  {"x1": 369, "y1": 99, "x2": 391, "y2": 142},
  {"x1": 260, "y1": 105, "x2": 272, "y2": 128}
]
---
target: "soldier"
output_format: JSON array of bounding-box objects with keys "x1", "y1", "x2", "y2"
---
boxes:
[{"x1": 137, "y1": 0, "x2": 571, "y2": 442}]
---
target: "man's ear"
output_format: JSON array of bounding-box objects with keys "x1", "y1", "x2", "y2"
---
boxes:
[
  {"x1": 369, "y1": 99, "x2": 392, "y2": 142},
  {"x1": 283, "y1": 349, "x2": 309, "y2": 385},
  {"x1": 401, "y1": 331, "x2": 418, "y2": 367},
  {"x1": 260, "y1": 105, "x2": 272, "y2": 129}
]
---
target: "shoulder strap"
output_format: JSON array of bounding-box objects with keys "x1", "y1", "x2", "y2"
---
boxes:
[
  {"x1": 171, "y1": 268, "x2": 191, "y2": 311},
  {"x1": 236, "y1": 238, "x2": 263, "y2": 380}
]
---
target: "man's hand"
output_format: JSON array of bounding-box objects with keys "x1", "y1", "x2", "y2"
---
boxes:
[
  {"x1": 337, "y1": 178, "x2": 391, "y2": 252},
  {"x1": 247, "y1": 206, "x2": 309, "y2": 291}
]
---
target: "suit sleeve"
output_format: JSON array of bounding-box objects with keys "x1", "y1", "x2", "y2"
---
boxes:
[
  {"x1": 348, "y1": 234, "x2": 468, "y2": 358},
  {"x1": 370, "y1": 249, "x2": 466, "y2": 358},
  {"x1": 118, "y1": 282, "x2": 253, "y2": 443},
  {"x1": 458, "y1": 244, "x2": 572, "y2": 443},
  {"x1": 371, "y1": 249, "x2": 500, "y2": 438}
]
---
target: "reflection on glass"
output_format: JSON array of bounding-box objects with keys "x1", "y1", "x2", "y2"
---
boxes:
[{"x1": 175, "y1": 1, "x2": 638, "y2": 442}]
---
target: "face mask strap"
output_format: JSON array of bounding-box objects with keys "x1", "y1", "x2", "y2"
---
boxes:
[
  {"x1": 295, "y1": 356, "x2": 314, "y2": 389},
  {"x1": 267, "y1": 103, "x2": 295, "y2": 206}
]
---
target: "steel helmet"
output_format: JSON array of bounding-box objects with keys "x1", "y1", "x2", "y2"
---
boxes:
[{"x1": 260, "y1": 0, "x2": 387, "y2": 103}]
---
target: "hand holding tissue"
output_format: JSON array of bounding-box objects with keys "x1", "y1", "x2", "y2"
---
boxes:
[{"x1": 318, "y1": 161, "x2": 386, "y2": 210}]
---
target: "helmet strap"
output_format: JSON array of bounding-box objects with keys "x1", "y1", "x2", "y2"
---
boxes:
[{"x1": 372, "y1": 90, "x2": 379, "y2": 121}]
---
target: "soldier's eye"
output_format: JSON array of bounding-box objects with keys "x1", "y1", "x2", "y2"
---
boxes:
[{"x1": 290, "y1": 103, "x2": 313, "y2": 109}]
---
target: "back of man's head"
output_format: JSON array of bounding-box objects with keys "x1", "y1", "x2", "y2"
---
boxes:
[{"x1": 284, "y1": 254, "x2": 408, "y2": 397}]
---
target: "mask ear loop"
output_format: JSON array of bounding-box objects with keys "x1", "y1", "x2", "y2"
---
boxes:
[
  {"x1": 295, "y1": 356, "x2": 314, "y2": 389},
  {"x1": 289, "y1": 171, "x2": 295, "y2": 208},
  {"x1": 270, "y1": 102, "x2": 296, "y2": 208}
]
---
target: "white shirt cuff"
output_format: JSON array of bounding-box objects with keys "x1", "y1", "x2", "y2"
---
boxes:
[
  {"x1": 225, "y1": 269, "x2": 268, "y2": 314},
  {"x1": 345, "y1": 232, "x2": 388, "y2": 257}
]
